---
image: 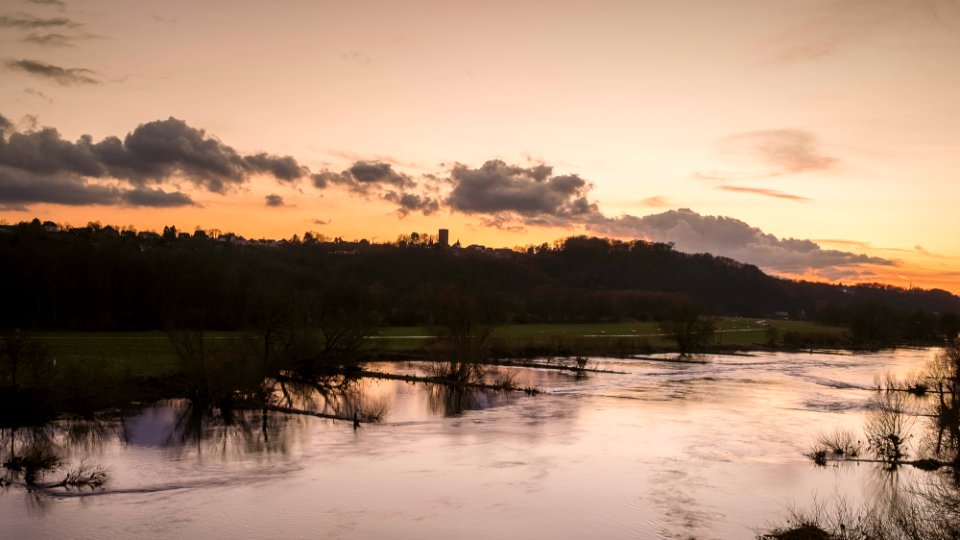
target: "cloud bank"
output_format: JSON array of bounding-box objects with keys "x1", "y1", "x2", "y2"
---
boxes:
[
  {"x1": 0, "y1": 114, "x2": 307, "y2": 208},
  {"x1": 588, "y1": 208, "x2": 893, "y2": 279},
  {"x1": 0, "y1": 114, "x2": 895, "y2": 280},
  {"x1": 445, "y1": 160, "x2": 601, "y2": 225}
]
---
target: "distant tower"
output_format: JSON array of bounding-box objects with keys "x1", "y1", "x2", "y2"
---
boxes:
[{"x1": 438, "y1": 228, "x2": 449, "y2": 247}]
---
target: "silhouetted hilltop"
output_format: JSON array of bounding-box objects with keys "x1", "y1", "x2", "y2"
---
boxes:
[{"x1": 1, "y1": 219, "x2": 957, "y2": 340}]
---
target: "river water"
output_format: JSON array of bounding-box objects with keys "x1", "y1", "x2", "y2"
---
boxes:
[{"x1": 0, "y1": 349, "x2": 939, "y2": 539}]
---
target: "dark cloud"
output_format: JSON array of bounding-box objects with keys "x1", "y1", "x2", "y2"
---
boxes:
[
  {"x1": 383, "y1": 191, "x2": 439, "y2": 216},
  {"x1": 244, "y1": 153, "x2": 305, "y2": 182},
  {"x1": 0, "y1": 126, "x2": 107, "y2": 176},
  {"x1": 348, "y1": 161, "x2": 414, "y2": 190},
  {"x1": 312, "y1": 161, "x2": 415, "y2": 194},
  {"x1": 121, "y1": 187, "x2": 195, "y2": 208},
  {"x1": 6, "y1": 59, "x2": 99, "y2": 85},
  {"x1": 445, "y1": 160, "x2": 601, "y2": 224},
  {"x1": 264, "y1": 194, "x2": 284, "y2": 207},
  {"x1": 311, "y1": 218, "x2": 330, "y2": 225},
  {"x1": 588, "y1": 208, "x2": 894, "y2": 277},
  {"x1": 0, "y1": 165, "x2": 195, "y2": 208},
  {"x1": 0, "y1": 12, "x2": 76, "y2": 29},
  {"x1": 718, "y1": 185, "x2": 811, "y2": 202},
  {"x1": 311, "y1": 171, "x2": 335, "y2": 189},
  {"x1": 104, "y1": 117, "x2": 248, "y2": 190},
  {"x1": 721, "y1": 129, "x2": 837, "y2": 174},
  {"x1": 0, "y1": 165, "x2": 118, "y2": 206},
  {"x1": 0, "y1": 116, "x2": 308, "y2": 193}
]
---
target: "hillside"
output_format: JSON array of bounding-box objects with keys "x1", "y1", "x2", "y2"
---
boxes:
[{"x1": 1, "y1": 219, "x2": 957, "y2": 340}]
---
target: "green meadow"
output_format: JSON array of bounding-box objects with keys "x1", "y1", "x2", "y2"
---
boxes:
[{"x1": 33, "y1": 318, "x2": 846, "y2": 377}]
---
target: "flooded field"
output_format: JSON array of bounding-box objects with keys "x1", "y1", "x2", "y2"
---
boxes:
[{"x1": 0, "y1": 349, "x2": 940, "y2": 539}]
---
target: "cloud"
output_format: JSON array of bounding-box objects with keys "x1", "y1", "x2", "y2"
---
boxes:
[
  {"x1": 244, "y1": 153, "x2": 305, "y2": 181},
  {"x1": 0, "y1": 116, "x2": 309, "y2": 193},
  {"x1": 312, "y1": 161, "x2": 416, "y2": 194},
  {"x1": 0, "y1": 12, "x2": 77, "y2": 29},
  {"x1": 349, "y1": 161, "x2": 414, "y2": 190},
  {"x1": 26, "y1": 0, "x2": 67, "y2": 8},
  {"x1": 22, "y1": 87, "x2": 52, "y2": 103},
  {"x1": 639, "y1": 196, "x2": 671, "y2": 208},
  {"x1": 21, "y1": 32, "x2": 99, "y2": 47},
  {"x1": 264, "y1": 194, "x2": 285, "y2": 207},
  {"x1": 445, "y1": 160, "x2": 601, "y2": 224},
  {"x1": 310, "y1": 171, "x2": 333, "y2": 189},
  {"x1": 718, "y1": 185, "x2": 811, "y2": 202},
  {"x1": 814, "y1": 238, "x2": 872, "y2": 250},
  {"x1": 5, "y1": 59, "x2": 99, "y2": 85},
  {"x1": 311, "y1": 218, "x2": 330, "y2": 225},
  {"x1": 720, "y1": 129, "x2": 837, "y2": 174},
  {"x1": 382, "y1": 191, "x2": 439, "y2": 216},
  {"x1": 588, "y1": 208, "x2": 894, "y2": 277},
  {"x1": 0, "y1": 166, "x2": 197, "y2": 208},
  {"x1": 765, "y1": 0, "x2": 960, "y2": 63},
  {"x1": 120, "y1": 187, "x2": 195, "y2": 208},
  {"x1": 0, "y1": 165, "x2": 118, "y2": 206}
]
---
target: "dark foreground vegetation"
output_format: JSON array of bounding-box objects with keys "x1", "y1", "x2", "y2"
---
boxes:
[{"x1": 761, "y1": 340, "x2": 960, "y2": 539}]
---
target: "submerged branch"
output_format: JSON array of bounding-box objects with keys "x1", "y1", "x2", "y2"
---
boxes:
[
  {"x1": 357, "y1": 370, "x2": 540, "y2": 395},
  {"x1": 238, "y1": 405, "x2": 383, "y2": 425}
]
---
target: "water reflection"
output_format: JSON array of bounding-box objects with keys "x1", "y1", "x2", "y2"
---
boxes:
[
  {"x1": 4, "y1": 351, "x2": 950, "y2": 540},
  {"x1": 766, "y1": 344, "x2": 960, "y2": 538},
  {"x1": 1, "y1": 422, "x2": 110, "y2": 495},
  {"x1": 426, "y1": 384, "x2": 514, "y2": 417}
]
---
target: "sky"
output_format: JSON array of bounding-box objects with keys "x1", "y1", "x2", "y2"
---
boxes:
[{"x1": 1, "y1": 0, "x2": 959, "y2": 292}]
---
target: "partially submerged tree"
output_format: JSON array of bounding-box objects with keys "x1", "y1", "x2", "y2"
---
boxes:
[
  {"x1": 429, "y1": 286, "x2": 499, "y2": 384},
  {"x1": 772, "y1": 340, "x2": 960, "y2": 539},
  {"x1": 658, "y1": 302, "x2": 718, "y2": 356}
]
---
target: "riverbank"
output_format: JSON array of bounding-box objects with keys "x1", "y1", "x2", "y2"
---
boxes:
[{"x1": 30, "y1": 318, "x2": 850, "y2": 378}]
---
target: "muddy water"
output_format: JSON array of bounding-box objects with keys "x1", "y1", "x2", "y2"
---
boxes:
[{"x1": 0, "y1": 349, "x2": 937, "y2": 539}]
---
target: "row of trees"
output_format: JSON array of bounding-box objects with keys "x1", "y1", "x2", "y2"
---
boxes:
[{"x1": 1, "y1": 221, "x2": 958, "y2": 340}]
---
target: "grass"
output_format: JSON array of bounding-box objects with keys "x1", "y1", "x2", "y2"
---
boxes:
[
  {"x1": 38, "y1": 331, "x2": 189, "y2": 376},
  {"x1": 31, "y1": 318, "x2": 847, "y2": 379},
  {"x1": 381, "y1": 318, "x2": 845, "y2": 348}
]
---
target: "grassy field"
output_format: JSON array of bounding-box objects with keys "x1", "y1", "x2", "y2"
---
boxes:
[
  {"x1": 32, "y1": 318, "x2": 846, "y2": 376},
  {"x1": 382, "y1": 318, "x2": 844, "y2": 347}
]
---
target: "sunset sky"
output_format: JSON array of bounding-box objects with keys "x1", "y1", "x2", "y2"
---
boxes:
[{"x1": 1, "y1": 0, "x2": 958, "y2": 292}]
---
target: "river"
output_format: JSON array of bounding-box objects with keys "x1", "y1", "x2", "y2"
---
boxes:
[{"x1": 0, "y1": 348, "x2": 939, "y2": 539}]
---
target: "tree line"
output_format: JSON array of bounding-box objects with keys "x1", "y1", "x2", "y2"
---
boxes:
[{"x1": 1, "y1": 219, "x2": 958, "y2": 344}]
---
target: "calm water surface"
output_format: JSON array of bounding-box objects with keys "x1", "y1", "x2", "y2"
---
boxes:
[{"x1": 1, "y1": 349, "x2": 938, "y2": 539}]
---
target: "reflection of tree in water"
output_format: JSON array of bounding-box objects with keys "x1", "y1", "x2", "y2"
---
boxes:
[
  {"x1": 1, "y1": 422, "x2": 109, "y2": 494},
  {"x1": 165, "y1": 400, "x2": 295, "y2": 457},
  {"x1": 162, "y1": 376, "x2": 389, "y2": 457},
  {"x1": 766, "y1": 342, "x2": 960, "y2": 539},
  {"x1": 427, "y1": 384, "x2": 507, "y2": 417}
]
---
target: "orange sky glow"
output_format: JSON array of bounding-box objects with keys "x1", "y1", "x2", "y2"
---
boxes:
[{"x1": 1, "y1": 0, "x2": 958, "y2": 292}]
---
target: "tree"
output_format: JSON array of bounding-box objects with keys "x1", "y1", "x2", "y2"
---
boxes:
[
  {"x1": 941, "y1": 313, "x2": 960, "y2": 341},
  {"x1": 429, "y1": 286, "x2": 499, "y2": 383},
  {"x1": 659, "y1": 302, "x2": 718, "y2": 356}
]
